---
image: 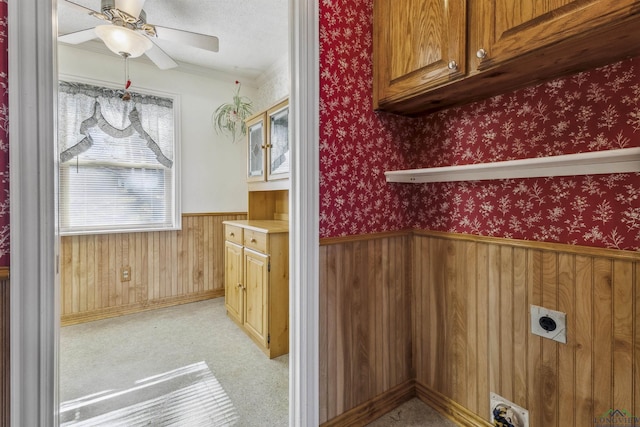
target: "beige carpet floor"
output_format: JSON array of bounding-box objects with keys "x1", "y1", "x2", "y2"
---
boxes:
[
  {"x1": 60, "y1": 297, "x2": 455, "y2": 426},
  {"x1": 59, "y1": 298, "x2": 288, "y2": 426}
]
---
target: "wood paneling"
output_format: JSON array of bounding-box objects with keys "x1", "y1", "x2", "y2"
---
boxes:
[
  {"x1": 416, "y1": 382, "x2": 491, "y2": 427},
  {"x1": 321, "y1": 380, "x2": 415, "y2": 427},
  {"x1": 319, "y1": 232, "x2": 413, "y2": 425},
  {"x1": 248, "y1": 190, "x2": 288, "y2": 220},
  {"x1": 60, "y1": 213, "x2": 246, "y2": 325},
  {"x1": 0, "y1": 278, "x2": 8, "y2": 427},
  {"x1": 412, "y1": 231, "x2": 640, "y2": 426},
  {"x1": 319, "y1": 230, "x2": 639, "y2": 426}
]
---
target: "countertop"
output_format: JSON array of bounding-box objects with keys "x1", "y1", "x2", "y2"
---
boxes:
[{"x1": 222, "y1": 219, "x2": 289, "y2": 234}]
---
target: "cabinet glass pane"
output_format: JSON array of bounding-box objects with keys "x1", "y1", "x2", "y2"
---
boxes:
[
  {"x1": 268, "y1": 107, "x2": 289, "y2": 177},
  {"x1": 248, "y1": 122, "x2": 264, "y2": 178}
]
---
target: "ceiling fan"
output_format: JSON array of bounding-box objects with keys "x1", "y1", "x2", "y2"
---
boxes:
[{"x1": 58, "y1": 0, "x2": 220, "y2": 70}]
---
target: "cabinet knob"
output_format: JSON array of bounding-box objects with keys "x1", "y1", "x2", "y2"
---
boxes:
[
  {"x1": 447, "y1": 60, "x2": 458, "y2": 70},
  {"x1": 237, "y1": 282, "x2": 243, "y2": 288},
  {"x1": 476, "y1": 48, "x2": 487, "y2": 59},
  {"x1": 250, "y1": 238, "x2": 257, "y2": 243},
  {"x1": 230, "y1": 232, "x2": 235, "y2": 237}
]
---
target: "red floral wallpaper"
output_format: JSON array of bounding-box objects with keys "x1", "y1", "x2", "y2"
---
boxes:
[
  {"x1": 319, "y1": 0, "x2": 415, "y2": 236},
  {"x1": 319, "y1": 0, "x2": 640, "y2": 251},
  {"x1": 0, "y1": 0, "x2": 8, "y2": 266},
  {"x1": 405, "y1": 63, "x2": 640, "y2": 250}
]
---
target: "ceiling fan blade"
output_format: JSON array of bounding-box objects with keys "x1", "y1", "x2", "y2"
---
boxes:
[
  {"x1": 58, "y1": 28, "x2": 98, "y2": 45},
  {"x1": 145, "y1": 40, "x2": 179, "y2": 70},
  {"x1": 154, "y1": 26, "x2": 219, "y2": 52},
  {"x1": 60, "y1": 0, "x2": 110, "y2": 22},
  {"x1": 59, "y1": 0, "x2": 100, "y2": 15}
]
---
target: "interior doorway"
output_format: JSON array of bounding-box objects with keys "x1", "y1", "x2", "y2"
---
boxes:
[
  {"x1": 9, "y1": 0, "x2": 319, "y2": 425},
  {"x1": 54, "y1": 0, "x2": 292, "y2": 425}
]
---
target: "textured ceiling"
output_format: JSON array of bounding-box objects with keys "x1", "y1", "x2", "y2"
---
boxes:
[{"x1": 57, "y1": 0, "x2": 289, "y2": 80}]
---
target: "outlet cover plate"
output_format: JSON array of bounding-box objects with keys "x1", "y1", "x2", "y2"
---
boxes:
[
  {"x1": 530, "y1": 304, "x2": 566, "y2": 343},
  {"x1": 490, "y1": 393, "x2": 529, "y2": 427}
]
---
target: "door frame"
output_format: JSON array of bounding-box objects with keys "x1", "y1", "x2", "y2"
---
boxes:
[{"x1": 8, "y1": 0, "x2": 320, "y2": 426}]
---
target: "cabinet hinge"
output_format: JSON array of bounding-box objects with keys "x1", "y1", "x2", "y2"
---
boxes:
[{"x1": 267, "y1": 333, "x2": 270, "y2": 344}]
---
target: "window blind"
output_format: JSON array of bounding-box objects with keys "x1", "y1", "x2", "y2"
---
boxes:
[{"x1": 58, "y1": 81, "x2": 179, "y2": 234}]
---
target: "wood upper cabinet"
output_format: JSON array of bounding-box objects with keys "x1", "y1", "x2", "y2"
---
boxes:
[
  {"x1": 246, "y1": 113, "x2": 266, "y2": 183},
  {"x1": 374, "y1": 0, "x2": 640, "y2": 115},
  {"x1": 477, "y1": 0, "x2": 640, "y2": 70},
  {"x1": 266, "y1": 100, "x2": 290, "y2": 181},
  {"x1": 246, "y1": 98, "x2": 289, "y2": 188},
  {"x1": 373, "y1": 0, "x2": 467, "y2": 109}
]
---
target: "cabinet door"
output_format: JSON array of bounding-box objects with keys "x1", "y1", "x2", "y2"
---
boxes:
[
  {"x1": 478, "y1": 0, "x2": 639, "y2": 69},
  {"x1": 243, "y1": 249, "x2": 269, "y2": 348},
  {"x1": 224, "y1": 241, "x2": 244, "y2": 324},
  {"x1": 246, "y1": 114, "x2": 266, "y2": 182},
  {"x1": 373, "y1": 0, "x2": 467, "y2": 108},
  {"x1": 266, "y1": 100, "x2": 289, "y2": 181}
]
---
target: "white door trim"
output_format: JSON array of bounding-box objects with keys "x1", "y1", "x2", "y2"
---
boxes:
[
  {"x1": 289, "y1": 0, "x2": 320, "y2": 425},
  {"x1": 8, "y1": 0, "x2": 59, "y2": 425},
  {"x1": 9, "y1": 0, "x2": 320, "y2": 425}
]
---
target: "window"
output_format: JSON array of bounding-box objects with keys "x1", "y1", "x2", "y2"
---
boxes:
[{"x1": 58, "y1": 80, "x2": 180, "y2": 234}]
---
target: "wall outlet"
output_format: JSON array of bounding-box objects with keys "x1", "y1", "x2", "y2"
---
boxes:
[
  {"x1": 530, "y1": 304, "x2": 566, "y2": 343},
  {"x1": 490, "y1": 393, "x2": 529, "y2": 427},
  {"x1": 121, "y1": 266, "x2": 131, "y2": 282}
]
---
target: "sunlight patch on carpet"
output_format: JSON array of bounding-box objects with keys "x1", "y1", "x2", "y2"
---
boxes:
[{"x1": 60, "y1": 361, "x2": 238, "y2": 426}]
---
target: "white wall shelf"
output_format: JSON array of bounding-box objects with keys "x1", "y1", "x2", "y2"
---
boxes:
[{"x1": 385, "y1": 147, "x2": 640, "y2": 183}]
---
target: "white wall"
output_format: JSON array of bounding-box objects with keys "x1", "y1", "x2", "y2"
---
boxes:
[
  {"x1": 254, "y1": 54, "x2": 290, "y2": 112},
  {"x1": 57, "y1": 44, "x2": 255, "y2": 213}
]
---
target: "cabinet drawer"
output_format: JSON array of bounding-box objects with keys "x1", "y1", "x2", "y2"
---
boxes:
[
  {"x1": 244, "y1": 229, "x2": 268, "y2": 253},
  {"x1": 225, "y1": 224, "x2": 243, "y2": 245}
]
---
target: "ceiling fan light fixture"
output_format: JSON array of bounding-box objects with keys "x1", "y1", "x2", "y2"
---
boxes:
[{"x1": 95, "y1": 25, "x2": 152, "y2": 58}]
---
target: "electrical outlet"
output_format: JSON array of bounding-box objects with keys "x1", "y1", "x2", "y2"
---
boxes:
[
  {"x1": 530, "y1": 304, "x2": 566, "y2": 343},
  {"x1": 491, "y1": 393, "x2": 529, "y2": 427},
  {"x1": 121, "y1": 266, "x2": 131, "y2": 282}
]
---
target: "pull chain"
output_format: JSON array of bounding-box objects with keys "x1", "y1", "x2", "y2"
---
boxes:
[{"x1": 122, "y1": 53, "x2": 132, "y2": 101}]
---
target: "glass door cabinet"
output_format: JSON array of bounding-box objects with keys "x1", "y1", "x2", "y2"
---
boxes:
[{"x1": 245, "y1": 98, "x2": 289, "y2": 183}]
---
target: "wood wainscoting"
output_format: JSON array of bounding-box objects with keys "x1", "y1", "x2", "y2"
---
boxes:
[
  {"x1": 60, "y1": 213, "x2": 246, "y2": 325},
  {"x1": 412, "y1": 230, "x2": 640, "y2": 426},
  {"x1": 0, "y1": 269, "x2": 9, "y2": 426},
  {"x1": 319, "y1": 232, "x2": 413, "y2": 425},
  {"x1": 319, "y1": 230, "x2": 640, "y2": 426}
]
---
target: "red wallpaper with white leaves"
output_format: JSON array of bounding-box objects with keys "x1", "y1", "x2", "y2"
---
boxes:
[
  {"x1": 0, "y1": 1, "x2": 8, "y2": 266},
  {"x1": 319, "y1": 0, "x2": 640, "y2": 251}
]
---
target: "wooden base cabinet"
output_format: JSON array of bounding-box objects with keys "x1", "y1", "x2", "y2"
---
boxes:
[
  {"x1": 223, "y1": 220, "x2": 289, "y2": 358},
  {"x1": 224, "y1": 241, "x2": 244, "y2": 325},
  {"x1": 243, "y1": 249, "x2": 270, "y2": 348}
]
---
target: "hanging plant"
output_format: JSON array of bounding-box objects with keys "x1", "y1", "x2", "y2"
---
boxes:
[{"x1": 212, "y1": 80, "x2": 253, "y2": 143}]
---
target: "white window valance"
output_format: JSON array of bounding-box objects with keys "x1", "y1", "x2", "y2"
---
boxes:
[{"x1": 58, "y1": 80, "x2": 180, "y2": 234}]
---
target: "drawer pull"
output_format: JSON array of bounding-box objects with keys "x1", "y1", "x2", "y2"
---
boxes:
[
  {"x1": 230, "y1": 232, "x2": 235, "y2": 237},
  {"x1": 237, "y1": 283, "x2": 243, "y2": 288},
  {"x1": 250, "y1": 238, "x2": 257, "y2": 243}
]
